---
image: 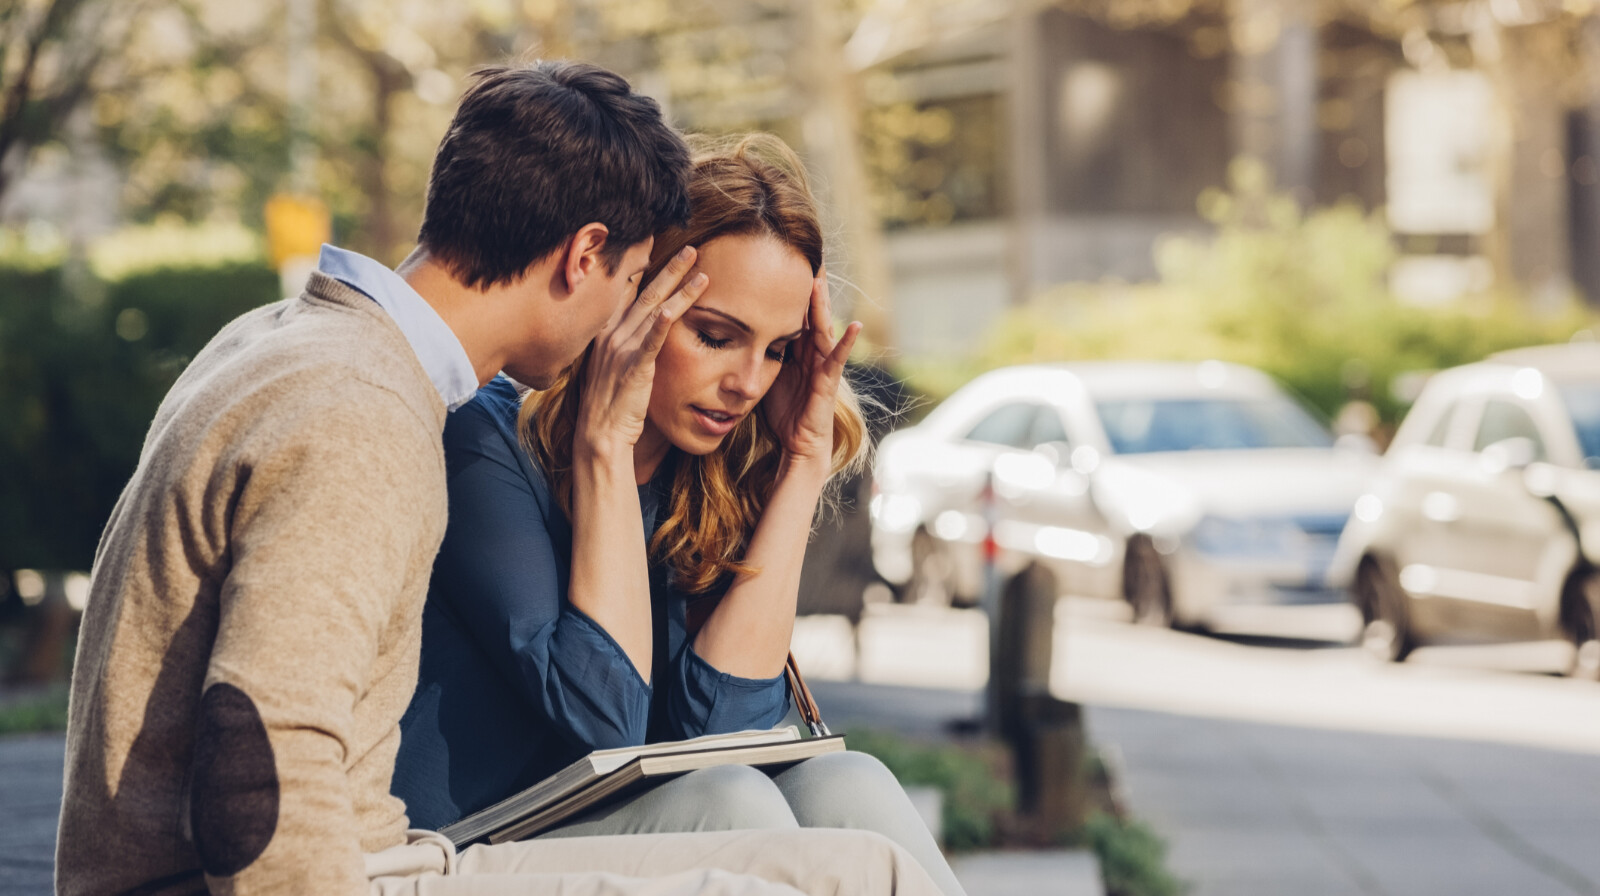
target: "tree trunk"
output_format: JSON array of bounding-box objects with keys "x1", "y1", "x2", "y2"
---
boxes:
[
  {"x1": 796, "y1": 0, "x2": 894, "y2": 348},
  {"x1": 1229, "y1": 0, "x2": 1319, "y2": 201},
  {"x1": 361, "y1": 66, "x2": 402, "y2": 263},
  {"x1": 1575, "y1": 14, "x2": 1600, "y2": 306}
]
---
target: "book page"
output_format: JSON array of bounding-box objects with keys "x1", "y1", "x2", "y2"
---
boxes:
[{"x1": 587, "y1": 725, "x2": 800, "y2": 775}]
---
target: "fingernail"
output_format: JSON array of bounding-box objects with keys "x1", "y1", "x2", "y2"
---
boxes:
[
  {"x1": 677, "y1": 246, "x2": 695, "y2": 261},
  {"x1": 690, "y1": 272, "x2": 708, "y2": 288}
]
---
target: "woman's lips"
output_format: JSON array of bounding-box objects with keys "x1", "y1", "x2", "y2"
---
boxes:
[{"x1": 690, "y1": 406, "x2": 741, "y2": 436}]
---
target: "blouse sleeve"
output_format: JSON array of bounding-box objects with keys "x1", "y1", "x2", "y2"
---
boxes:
[
  {"x1": 662, "y1": 613, "x2": 791, "y2": 739},
  {"x1": 430, "y1": 388, "x2": 651, "y2": 753}
]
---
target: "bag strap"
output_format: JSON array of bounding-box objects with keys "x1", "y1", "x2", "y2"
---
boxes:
[{"x1": 785, "y1": 652, "x2": 830, "y2": 737}]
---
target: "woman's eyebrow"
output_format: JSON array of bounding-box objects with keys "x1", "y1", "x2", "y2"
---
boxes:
[
  {"x1": 690, "y1": 307, "x2": 752, "y2": 334},
  {"x1": 691, "y1": 307, "x2": 803, "y2": 341}
]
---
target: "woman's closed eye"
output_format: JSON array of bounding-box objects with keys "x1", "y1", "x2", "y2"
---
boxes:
[
  {"x1": 697, "y1": 329, "x2": 792, "y2": 363},
  {"x1": 695, "y1": 330, "x2": 732, "y2": 350}
]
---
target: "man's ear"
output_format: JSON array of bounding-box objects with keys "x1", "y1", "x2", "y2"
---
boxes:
[{"x1": 561, "y1": 223, "x2": 611, "y2": 293}]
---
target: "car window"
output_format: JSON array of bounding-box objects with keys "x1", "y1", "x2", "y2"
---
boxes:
[
  {"x1": 1424, "y1": 401, "x2": 1457, "y2": 448},
  {"x1": 964, "y1": 403, "x2": 1039, "y2": 448},
  {"x1": 1095, "y1": 396, "x2": 1333, "y2": 454},
  {"x1": 1473, "y1": 399, "x2": 1547, "y2": 458},
  {"x1": 1559, "y1": 385, "x2": 1600, "y2": 468},
  {"x1": 1029, "y1": 409, "x2": 1070, "y2": 447}
]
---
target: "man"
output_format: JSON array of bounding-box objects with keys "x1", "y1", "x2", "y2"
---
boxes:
[{"x1": 56, "y1": 61, "x2": 942, "y2": 896}]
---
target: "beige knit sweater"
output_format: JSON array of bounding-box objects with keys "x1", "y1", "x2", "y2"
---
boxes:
[{"x1": 57, "y1": 273, "x2": 449, "y2": 895}]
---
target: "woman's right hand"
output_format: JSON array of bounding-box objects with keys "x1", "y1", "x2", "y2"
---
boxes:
[{"x1": 576, "y1": 246, "x2": 707, "y2": 459}]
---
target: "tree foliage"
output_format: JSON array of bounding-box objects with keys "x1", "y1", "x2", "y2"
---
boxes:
[
  {"x1": 0, "y1": 0, "x2": 150, "y2": 203},
  {"x1": 962, "y1": 160, "x2": 1597, "y2": 423},
  {"x1": 0, "y1": 258, "x2": 280, "y2": 571}
]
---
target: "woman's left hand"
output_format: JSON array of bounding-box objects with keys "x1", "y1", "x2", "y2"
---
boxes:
[{"x1": 762, "y1": 267, "x2": 861, "y2": 471}]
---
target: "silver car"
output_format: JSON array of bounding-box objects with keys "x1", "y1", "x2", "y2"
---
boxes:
[
  {"x1": 1329, "y1": 343, "x2": 1600, "y2": 677},
  {"x1": 869, "y1": 361, "x2": 1377, "y2": 629}
]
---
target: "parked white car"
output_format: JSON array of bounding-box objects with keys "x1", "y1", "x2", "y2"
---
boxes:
[
  {"x1": 1329, "y1": 343, "x2": 1600, "y2": 676},
  {"x1": 869, "y1": 361, "x2": 1377, "y2": 629}
]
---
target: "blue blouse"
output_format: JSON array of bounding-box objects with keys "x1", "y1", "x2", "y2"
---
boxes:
[{"x1": 392, "y1": 376, "x2": 790, "y2": 830}]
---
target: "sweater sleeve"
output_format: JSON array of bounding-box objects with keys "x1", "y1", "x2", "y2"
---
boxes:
[
  {"x1": 429, "y1": 392, "x2": 653, "y2": 754},
  {"x1": 193, "y1": 396, "x2": 438, "y2": 895}
]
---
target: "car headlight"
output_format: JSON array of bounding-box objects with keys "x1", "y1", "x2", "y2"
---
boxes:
[{"x1": 1191, "y1": 515, "x2": 1304, "y2": 557}]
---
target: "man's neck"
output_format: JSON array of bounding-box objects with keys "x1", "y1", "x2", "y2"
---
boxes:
[{"x1": 398, "y1": 248, "x2": 504, "y2": 387}]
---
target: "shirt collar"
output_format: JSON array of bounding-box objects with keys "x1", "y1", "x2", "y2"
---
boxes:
[{"x1": 317, "y1": 245, "x2": 479, "y2": 410}]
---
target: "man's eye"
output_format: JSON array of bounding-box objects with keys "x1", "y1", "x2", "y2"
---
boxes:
[{"x1": 696, "y1": 331, "x2": 731, "y2": 350}]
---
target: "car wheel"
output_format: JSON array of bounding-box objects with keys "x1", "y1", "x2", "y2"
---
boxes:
[
  {"x1": 1356, "y1": 558, "x2": 1416, "y2": 663},
  {"x1": 1123, "y1": 535, "x2": 1173, "y2": 627},
  {"x1": 1560, "y1": 571, "x2": 1600, "y2": 681},
  {"x1": 904, "y1": 528, "x2": 957, "y2": 607}
]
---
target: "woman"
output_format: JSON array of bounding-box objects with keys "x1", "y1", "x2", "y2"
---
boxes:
[{"x1": 393, "y1": 135, "x2": 965, "y2": 896}]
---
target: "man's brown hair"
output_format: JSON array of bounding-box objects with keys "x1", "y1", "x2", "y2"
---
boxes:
[{"x1": 419, "y1": 61, "x2": 692, "y2": 289}]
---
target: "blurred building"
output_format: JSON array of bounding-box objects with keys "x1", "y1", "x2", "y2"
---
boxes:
[
  {"x1": 10, "y1": 0, "x2": 1600, "y2": 362},
  {"x1": 854, "y1": 1, "x2": 1600, "y2": 357}
]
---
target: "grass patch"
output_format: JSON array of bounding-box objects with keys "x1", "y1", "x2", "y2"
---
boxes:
[
  {"x1": 1081, "y1": 811, "x2": 1184, "y2": 896},
  {"x1": 846, "y1": 729, "x2": 1014, "y2": 851},
  {"x1": 848, "y1": 729, "x2": 1185, "y2": 895},
  {"x1": 0, "y1": 686, "x2": 69, "y2": 735}
]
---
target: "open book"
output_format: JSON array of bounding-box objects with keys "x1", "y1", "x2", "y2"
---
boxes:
[{"x1": 439, "y1": 726, "x2": 847, "y2": 846}]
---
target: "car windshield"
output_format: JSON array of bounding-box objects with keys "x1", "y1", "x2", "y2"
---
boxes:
[
  {"x1": 1558, "y1": 385, "x2": 1600, "y2": 468},
  {"x1": 1095, "y1": 395, "x2": 1333, "y2": 454}
]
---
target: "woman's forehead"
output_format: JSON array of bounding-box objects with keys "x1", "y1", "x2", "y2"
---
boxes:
[{"x1": 690, "y1": 234, "x2": 812, "y2": 333}]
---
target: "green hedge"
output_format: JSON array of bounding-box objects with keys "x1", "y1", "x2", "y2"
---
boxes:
[
  {"x1": 0, "y1": 262, "x2": 282, "y2": 571},
  {"x1": 0, "y1": 686, "x2": 70, "y2": 735},
  {"x1": 1082, "y1": 812, "x2": 1183, "y2": 896},
  {"x1": 970, "y1": 280, "x2": 1593, "y2": 426}
]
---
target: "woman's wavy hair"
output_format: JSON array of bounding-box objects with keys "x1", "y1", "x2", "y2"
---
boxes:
[{"x1": 519, "y1": 133, "x2": 872, "y2": 594}]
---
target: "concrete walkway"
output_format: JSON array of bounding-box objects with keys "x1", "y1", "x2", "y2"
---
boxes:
[
  {"x1": 1058, "y1": 608, "x2": 1600, "y2": 896},
  {"x1": 1089, "y1": 704, "x2": 1600, "y2": 896},
  {"x1": 953, "y1": 851, "x2": 1103, "y2": 896},
  {"x1": 0, "y1": 734, "x2": 63, "y2": 894}
]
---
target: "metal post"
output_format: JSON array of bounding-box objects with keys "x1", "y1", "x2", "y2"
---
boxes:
[{"x1": 980, "y1": 469, "x2": 1002, "y2": 734}]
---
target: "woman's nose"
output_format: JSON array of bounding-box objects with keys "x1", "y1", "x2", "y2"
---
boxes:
[{"x1": 722, "y1": 353, "x2": 765, "y2": 400}]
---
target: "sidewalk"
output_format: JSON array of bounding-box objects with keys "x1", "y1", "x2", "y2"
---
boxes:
[
  {"x1": 0, "y1": 677, "x2": 1100, "y2": 896},
  {"x1": 0, "y1": 733, "x2": 61, "y2": 895}
]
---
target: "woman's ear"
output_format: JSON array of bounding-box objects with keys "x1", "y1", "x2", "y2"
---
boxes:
[{"x1": 561, "y1": 223, "x2": 611, "y2": 292}]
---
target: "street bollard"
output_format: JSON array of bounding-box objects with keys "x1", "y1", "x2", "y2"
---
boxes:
[
  {"x1": 1014, "y1": 693, "x2": 1088, "y2": 835},
  {"x1": 993, "y1": 562, "x2": 1055, "y2": 742},
  {"x1": 992, "y1": 560, "x2": 1088, "y2": 839}
]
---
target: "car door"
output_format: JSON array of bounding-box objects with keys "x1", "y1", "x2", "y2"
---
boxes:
[
  {"x1": 1382, "y1": 393, "x2": 1482, "y2": 636},
  {"x1": 1428, "y1": 394, "x2": 1564, "y2": 639},
  {"x1": 921, "y1": 401, "x2": 1045, "y2": 596},
  {"x1": 985, "y1": 405, "x2": 1110, "y2": 597}
]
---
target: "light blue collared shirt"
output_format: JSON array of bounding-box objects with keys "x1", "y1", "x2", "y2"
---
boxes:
[{"x1": 317, "y1": 244, "x2": 479, "y2": 411}]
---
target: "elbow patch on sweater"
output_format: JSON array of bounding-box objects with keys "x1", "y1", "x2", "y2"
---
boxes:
[{"x1": 191, "y1": 683, "x2": 280, "y2": 877}]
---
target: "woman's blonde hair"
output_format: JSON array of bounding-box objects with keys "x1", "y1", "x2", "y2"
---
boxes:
[{"x1": 519, "y1": 133, "x2": 871, "y2": 594}]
